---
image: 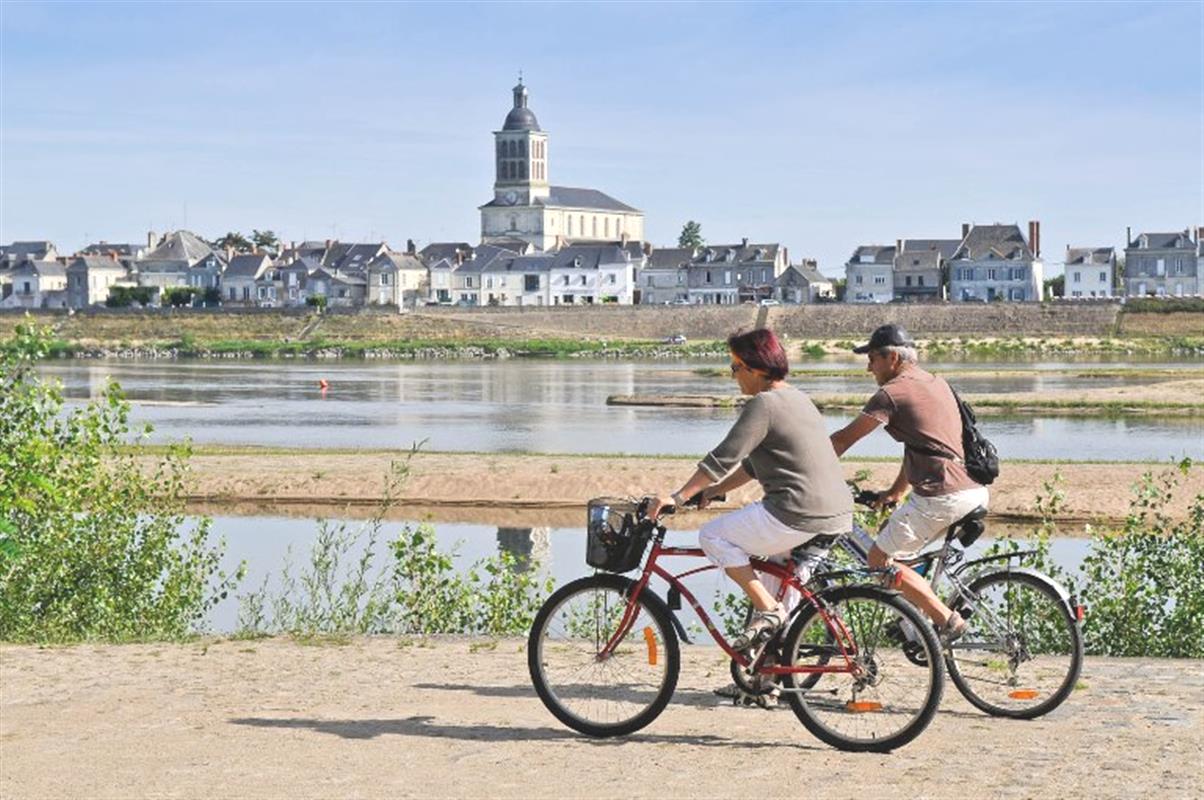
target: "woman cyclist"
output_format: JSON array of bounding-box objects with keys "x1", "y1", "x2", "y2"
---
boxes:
[{"x1": 645, "y1": 328, "x2": 852, "y2": 650}]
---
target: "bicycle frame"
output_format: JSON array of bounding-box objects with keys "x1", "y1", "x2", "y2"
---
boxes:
[{"x1": 597, "y1": 524, "x2": 862, "y2": 679}]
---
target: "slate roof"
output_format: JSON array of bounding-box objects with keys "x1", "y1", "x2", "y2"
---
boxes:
[
  {"x1": 900, "y1": 238, "x2": 960, "y2": 260},
  {"x1": 1, "y1": 241, "x2": 55, "y2": 259},
  {"x1": 694, "y1": 243, "x2": 781, "y2": 265},
  {"x1": 79, "y1": 242, "x2": 142, "y2": 257},
  {"x1": 1130, "y1": 232, "x2": 1195, "y2": 250},
  {"x1": 951, "y1": 225, "x2": 1034, "y2": 261},
  {"x1": 485, "y1": 254, "x2": 554, "y2": 274},
  {"x1": 332, "y1": 243, "x2": 387, "y2": 270},
  {"x1": 141, "y1": 230, "x2": 217, "y2": 267},
  {"x1": 224, "y1": 254, "x2": 272, "y2": 279},
  {"x1": 550, "y1": 243, "x2": 637, "y2": 270},
  {"x1": 370, "y1": 252, "x2": 425, "y2": 272},
  {"x1": 796, "y1": 264, "x2": 830, "y2": 284},
  {"x1": 419, "y1": 242, "x2": 473, "y2": 266},
  {"x1": 12, "y1": 259, "x2": 66, "y2": 278},
  {"x1": 846, "y1": 245, "x2": 897, "y2": 265},
  {"x1": 480, "y1": 186, "x2": 639, "y2": 212},
  {"x1": 1065, "y1": 247, "x2": 1115, "y2": 266},
  {"x1": 454, "y1": 244, "x2": 523, "y2": 275},
  {"x1": 67, "y1": 255, "x2": 129, "y2": 274},
  {"x1": 647, "y1": 247, "x2": 696, "y2": 269}
]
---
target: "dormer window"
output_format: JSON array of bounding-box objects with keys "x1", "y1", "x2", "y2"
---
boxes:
[
  {"x1": 573, "y1": 256, "x2": 582, "y2": 268},
  {"x1": 726, "y1": 248, "x2": 736, "y2": 262},
  {"x1": 704, "y1": 248, "x2": 714, "y2": 262}
]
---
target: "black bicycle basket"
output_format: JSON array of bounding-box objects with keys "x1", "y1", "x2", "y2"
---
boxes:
[{"x1": 586, "y1": 497, "x2": 650, "y2": 573}]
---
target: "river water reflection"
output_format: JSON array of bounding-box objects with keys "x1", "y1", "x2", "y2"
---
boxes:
[
  {"x1": 42, "y1": 357, "x2": 1203, "y2": 461},
  {"x1": 206, "y1": 514, "x2": 1091, "y2": 634}
]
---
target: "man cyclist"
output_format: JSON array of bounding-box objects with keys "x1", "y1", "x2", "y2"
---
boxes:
[{"x1": 830, "y1": 324, "x2": 989, "y2": 644}]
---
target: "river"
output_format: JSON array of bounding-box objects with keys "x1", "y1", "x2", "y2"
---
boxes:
[{"x1": 41, "y1": 357, "x2": 1204, "y2": 462}]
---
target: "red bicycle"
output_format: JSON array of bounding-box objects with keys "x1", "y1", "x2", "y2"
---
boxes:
[{"x1": 528, "y1": 497, "x2": 945, "y2": 752}]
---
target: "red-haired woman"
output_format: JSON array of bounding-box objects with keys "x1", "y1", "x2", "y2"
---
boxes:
[{"x1": 646, "y1": 328, "x2": 852, "y2": 651}]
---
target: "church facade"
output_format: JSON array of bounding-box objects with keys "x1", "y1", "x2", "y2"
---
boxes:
[{"x1": 479, "y1": 81, "x2": 644, "y2": 252}]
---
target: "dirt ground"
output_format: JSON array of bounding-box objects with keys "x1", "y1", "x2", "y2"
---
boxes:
[
  {"x1": 1, "y1": 638, "x2": 1200, "y2": 800},
  {"x1": 174, "y1": 451, "x2": 1204, "y2": 530}
]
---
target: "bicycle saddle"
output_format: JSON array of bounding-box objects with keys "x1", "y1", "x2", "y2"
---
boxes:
[
  {"x1": 945, "y1": 506, "x2": 988, "y2": 547},
  {"x1": 790, "y1": 534, "x2": 837, "y2": 559}
]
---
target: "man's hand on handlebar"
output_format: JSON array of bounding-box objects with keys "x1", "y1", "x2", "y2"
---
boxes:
[
  {"x1": 643, "y1": 489, "x2": 727, "y2": 520},
  {"x1": 854, "y1": 488, "x2": 901, "y2": 511}
]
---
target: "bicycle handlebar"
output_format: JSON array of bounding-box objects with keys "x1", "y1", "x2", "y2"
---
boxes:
[{"x1": 638, "y1": 491, "x2": 727, "y2": 519}]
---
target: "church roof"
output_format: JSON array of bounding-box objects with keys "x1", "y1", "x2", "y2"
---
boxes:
[{"x1": 540, "y1": 186, "x2": 639, "y2": 212}]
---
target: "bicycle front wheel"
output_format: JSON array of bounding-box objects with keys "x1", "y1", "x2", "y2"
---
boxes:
[
  {"x1": 528, "y1": 574, "x2": 679, "y2": 737},
  {"x1": 946, "y1": 570, "x2": 1083, "y2": 719},
  {"x1": 780, "y1": 586, "x2": 944, "y2": 752}
]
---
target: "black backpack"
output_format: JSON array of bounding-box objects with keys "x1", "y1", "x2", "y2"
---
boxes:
[{"x1": 912, "y1": 386, "x2": 999, "y2": 486}]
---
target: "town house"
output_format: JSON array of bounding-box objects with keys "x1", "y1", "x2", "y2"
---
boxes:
[
  {"x1": 844, "y1": 245, "x2": 896, "y2": 303},
  {"x1": 948, "y1": 222, "x2": 1043, "y2": 302},
  {"x1": 1123, "y1": 229, "x2": 1198, "y2": 297},
  {"x1": 1063, "y1": 247, "x2": 1114, "y2": 298},
  {"x1": 66, "y1": 255, "x2": 132, "y2": 308}
]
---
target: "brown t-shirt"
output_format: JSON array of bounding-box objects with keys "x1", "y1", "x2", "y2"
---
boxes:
[{"x1": 861, "y1": 367, "x2": 981, "y2": 497}]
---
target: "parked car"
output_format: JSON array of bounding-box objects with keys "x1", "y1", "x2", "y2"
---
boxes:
[
  {"x1": 758, "y1": 298, "x2": 781, "y2": 306},
  {"x1": 663, "y1": 334, "x2": 688, "y2": 345},
  {"x1": 669, "y1": 298, "x2": 691, "y2": 305}
]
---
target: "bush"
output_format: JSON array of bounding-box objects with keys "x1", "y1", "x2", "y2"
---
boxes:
[
  {"x1": 105, "y1": 286, "x2": 156, "y2": 308},
  {"x1": 0, "y1": 322, "x2": 242, "y2": 641},
  {"x1": 163, "y1": 287, "x2": 197, "y2": 308},
  {"x1": 1123, "y1": 297, "x2": 1204, "y2": 313},
  {"x1": 306, "y1": 294, "x2": 328, "y2": 311},
  {"x1": 983, "y1": 461, "x2": 1203, "y2": 658}
]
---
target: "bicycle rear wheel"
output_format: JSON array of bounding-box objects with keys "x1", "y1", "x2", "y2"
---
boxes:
[
  {"x1": 780, "y1": 586, "x2": 944, "y2": 752},
  {"x1": 946, "y1": 570, "x2": 1083, "y2": 719},
  {"x1": 528, "y1": 574, "x2": 679, "y2": 737}
]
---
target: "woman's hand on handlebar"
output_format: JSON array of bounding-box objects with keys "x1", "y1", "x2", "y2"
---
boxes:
[{"x1": 643, "y1": 494, "x2": 677, "y2": 521}]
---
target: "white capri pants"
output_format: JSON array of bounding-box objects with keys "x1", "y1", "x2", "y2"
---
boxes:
[
  {"x1": 876, "y1": 486, "x2": 991, "y2": 559},
  {"x1": 699, "y1": 502, "x2": 840, "y2": 609}
]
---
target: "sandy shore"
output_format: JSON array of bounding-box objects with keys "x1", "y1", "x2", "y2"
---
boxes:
[
  {"x1": 1, "y1": 638, "x2": 1199, "y2": 800},
  {"x1": 170, "y1": 450, "x2": 1204, "y2": 530}
]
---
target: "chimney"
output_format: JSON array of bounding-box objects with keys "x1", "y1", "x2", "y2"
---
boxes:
[
  {"x1": 642, "y1": 241, "x2": 653, "y2": 257},
  {"x1": 895, "y1": 238, "x2": 903, "y2": 254},
  {"x1": 455, "y1": 251, "x2": 464, "y2": 266},
  {"x1": 961, "y1": 223, "x2": 970, "y2": 240},
  {"x1": 406, "y1": 238, "x2": 416, "y2": 255},
  {"x1": 147, "y1": 230, "x2": 157, "y2": 250},
  {"x1": 1126, "y1": 226, "x2": 1131, "y2": 247},
  {"x1": 1027, "y1": 220, "x2": 1041, "y2": 258},
  {"x1": 109, "y1": 250, "x2": 118, "y2": 262},
  {"x1": 620, "y1": 231, "x2": 629, "y2": 247},
  {"x1": 325, "y1": 239, "x2": 332, "y2": 249},
  {"x1": 741, "y1": 237, "x2": 749, "y2": 249}
]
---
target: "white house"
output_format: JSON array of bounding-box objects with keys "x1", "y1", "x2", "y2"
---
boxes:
[
  {"x1": 1, "y1": 260, "x2": 68, "y2": 308},
  {"x1": 844, "y1": 245, "x2": 896, "y2": 303},
  {"x1": 222, "y1": 254, "x2": 273, "y2": 306},
  {"x1": 66, "y1": 255, "x2": 132, "y2": 308},
  {"x1": 1063, "y1": 247, "x2": 1114, "y2": 298}
]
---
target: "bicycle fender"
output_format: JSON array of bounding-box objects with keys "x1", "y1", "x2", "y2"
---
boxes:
[
  {"x1": 973, "y1": 567, "x2": 1076, "y2": 616},
  {"x1": 623, "y1": 578, "x2": 694, "y2": 645}
]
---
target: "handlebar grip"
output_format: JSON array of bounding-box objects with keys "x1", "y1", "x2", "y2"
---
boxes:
[
  {"x1": 682, "y1": 491, "x2": 726, "y2": 508},
  {"x1": 854, "y1": 489, "x2": 883, "y2": 507}
]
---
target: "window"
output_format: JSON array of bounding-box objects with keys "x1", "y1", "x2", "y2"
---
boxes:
[
  {"x1": 563, "y1": 275, "x2": 570, "y2": 285},
  {"x1": 604, "y1": 218, "x2": 609, "y2": 237},
  {"x1": 918, "y1": 275, "x2": 925, "y2": 287},
  {"x1": 592, "y1": 217, "x2": 597, "y2": 237},
  {"x1": 1156, "y1": 258, "x2": 1165, "y2": 275},
  {"x1": 524, "y1": 275, "x2": 539, "y2": 292},
  {"x1": 608, "y1": 273, "x2": 616, "y2": 284},
  {"x1": 1073, "y1": 271, "x2": 1081, "y2": 283},
  {"x1": 724, "y1": 271, "x2": 731, "y2": 285},
  {"x1": 855, "y1": 275, "x2": 863, "y2": 285},
  {"x1": 567, "y1": 216, "x2": 573, "y2": 236},
  {"x1": 705, "y1": 270, "x2": 712, "y2": 284},
  {"x1": 486, "y1": 277, "x2": 493, "y2": 289},
  {"x1": 905, "y1": 276, "x2": 912, "y2": 287},
  {"x1": 987, "y1": 268, "x2": 997, "y2": 280},
  {"x1": 874, "y1": 275, "x2": 886, "y2": 285},
  {"x1": 229, "y1": 287, "x2": 236, "y2": 300},
  {"x1": 381, "y1": 273, "x2": 390, "y2": 286},
  {"x1": 1099, "y1": 271, "x2": 1107, "y2": 283},
  {"x1": 466, "y1": 277, "x2": 474, "y2": 288},
  {"x1": 243, "y1": 287, "x2": 250, "y2": 300}
]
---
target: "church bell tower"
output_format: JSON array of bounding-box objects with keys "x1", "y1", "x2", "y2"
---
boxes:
[{"x1": 493, "y1": 78, "x2": 549, "y2": 207}]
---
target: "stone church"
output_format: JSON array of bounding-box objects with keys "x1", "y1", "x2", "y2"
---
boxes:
[{"x1": 479, "y1": 81, "x2": 644, "y2": 252}]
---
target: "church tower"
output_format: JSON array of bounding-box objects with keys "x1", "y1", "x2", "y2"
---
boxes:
[{"x1": 493, "y1": 79, "x2": 549, "y2": 207}]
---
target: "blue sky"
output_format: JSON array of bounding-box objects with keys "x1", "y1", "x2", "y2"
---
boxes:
[{"x1": 1, "y1": 1, "x2": 1200, "y2": 276}]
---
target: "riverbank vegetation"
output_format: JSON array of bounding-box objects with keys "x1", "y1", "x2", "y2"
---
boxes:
[{"x1": 0, "y1": 324, "x2": 241, "y2": 642}]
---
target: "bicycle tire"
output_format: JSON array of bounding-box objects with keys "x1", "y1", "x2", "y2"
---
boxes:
[
  {"x1": 946, "y1": 570, "x2": 1083, "y2": 719},
  {"x1": 780, "y1": 585, "x2": 944, "y2": 752},
  {"x1": 528, "y1": 574, "x2": 680, "y2": 737}
]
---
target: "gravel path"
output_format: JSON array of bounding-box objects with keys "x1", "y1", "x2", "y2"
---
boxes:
[{"x1": 2, "y1": 639, "x2": 1201, "y2": 799}]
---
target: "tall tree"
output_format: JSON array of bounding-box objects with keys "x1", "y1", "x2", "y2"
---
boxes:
[
  {"x1": 678, "y1": 221, "x2": 704, "y2": 249},
  {"x1": 251, "y1": 229, "x2": 281, "y2": 255},
  {"x1": 212, "y1": 232, "x2": 252, "y2": 253}
]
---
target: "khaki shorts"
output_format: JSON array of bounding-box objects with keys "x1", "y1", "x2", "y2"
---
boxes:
[{"x1": 876, "y1": 487, "x2": 990, "y2": 559}]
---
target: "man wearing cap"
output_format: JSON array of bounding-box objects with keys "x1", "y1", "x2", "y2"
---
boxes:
[{"x1": 830, "y1": 324, "x2": 990, "y2": 643}]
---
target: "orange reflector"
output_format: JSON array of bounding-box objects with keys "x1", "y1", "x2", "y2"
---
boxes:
[
  {"x1": 643, "y1": 626, "x2": 658, "y2": 666},
  {"x1": 1009, "y1": 690, "x2": 1039, "y2": 700},
  {"x1": 846, "y1": 701, "x2": 883, "y2": 713}
]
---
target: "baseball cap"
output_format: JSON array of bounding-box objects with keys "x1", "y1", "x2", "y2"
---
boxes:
[{"x1": 852, "y1": 324, "x2": 915, "y2": 354}]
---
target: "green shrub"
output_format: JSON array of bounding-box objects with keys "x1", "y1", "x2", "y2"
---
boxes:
[{"x1": 0, "y1": 322, "x2": 241, "y2": 641}]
